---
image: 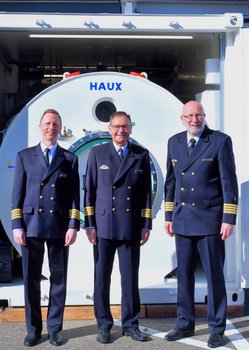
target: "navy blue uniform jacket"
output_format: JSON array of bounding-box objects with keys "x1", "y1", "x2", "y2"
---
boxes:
[
  {"x1": 11, "y1": 144, "x2": 80, "y2": 237},
  {"x1": 84, "y1": 141, "x2": 152, "y2": 240},
  {"x1": 164, "y1": 126, "x2": 238, "y2": 235}
]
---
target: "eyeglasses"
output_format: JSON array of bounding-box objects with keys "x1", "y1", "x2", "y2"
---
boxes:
[
  {"x1": 110, "y1": 124, "x2": 131, "y2": 131},
  {"x1": 182, "y1": 113, "x2": 206, "y2": 120}
]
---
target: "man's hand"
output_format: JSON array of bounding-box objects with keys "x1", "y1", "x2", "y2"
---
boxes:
[
  {"x1": 64, "y1": 228, "x2": 77, "y2": 246},
  {"x1": 220, "y1": 223, "x2": 234, "y2": 240},
  {"x1": 140, "y1": 229, "x2": 150, "y2": 246},
  {"x1": 13, "y1": 229, "x2": 26, "y2": 246},
  {"x1": 86, "y1": 227, "x2": 97, "y2": 245},
  {"x1": 164, "y1": 221, "x2": 174, "y2": 237}
]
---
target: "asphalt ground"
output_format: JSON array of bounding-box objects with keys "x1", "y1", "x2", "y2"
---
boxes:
[{"x1": 0, "y1": 317, "x2": 249, "y2": 350}]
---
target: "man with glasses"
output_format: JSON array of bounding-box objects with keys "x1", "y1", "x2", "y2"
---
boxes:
[
  {"x1": 84, "y1": 111, "x2": 152, "y2": 344},
  {"x1": 164, "y1": 101, "x2": 238, "y2": 348}
]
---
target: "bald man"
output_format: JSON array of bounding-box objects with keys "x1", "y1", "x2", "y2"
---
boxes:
[{"x1": 164, "y1": 101, "x2": 238, "y2": 348}]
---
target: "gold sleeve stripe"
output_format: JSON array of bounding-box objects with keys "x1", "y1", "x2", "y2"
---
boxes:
[
  {"x1": 141, "y1": 208, "x2": 152, "y2": 218},
  {"x1": 84, "y1": 206, "x2": 95, "y2": 216},
  {"x1": 69, "y1": 209, "x2": 80, "y2": 220},
  {"x1": 11, "y1": 208, "x2": 23, "y2": 220},
  {"x1": 165, "y1": 202, "x2": 174, "y2": 212},
  {"x1": 223, "y1": 203, "x2": 238, "y2": 214}
]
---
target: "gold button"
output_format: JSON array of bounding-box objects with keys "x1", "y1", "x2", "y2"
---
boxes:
[
  {"x1": 38, "y1": 208, "x2": 43, "y2": 212},
  {"x1": 113, "y1": 186, "x2": 116, "y2": 190},
  {"x1": 181, "y1": 187, "x2": 184, "y2": 192},
  {"x1": 51, "y1": 184, "x2": 56, "y2": 187},
  {"x1": 182, "y1": 202, "x2": 185, "y2": 206},
  {"x1": 112, "y1": 208, "x2": 116, "y2": 212},
  {"x1": 192, "y1": 203, "x2": 196, "y2": 206},
  {"x1": 39, "y1": 195, "x2": 44, "y2": 199},
  {"x1": 128, "y1": 186, "x2": 131, "y2": 189},
  {"x1": 50, "y1": 209, "x2": 54, "y2": 214},
  {"x1": 181, "y1": 172, "x2": 184, "y2": 176},
  {"x1": 112, "y1": 196, "x2": 116, "y2": 200},
  {"x1": 127, "y1": 197, "x2": 131, "y2": 201},
  {"x1": 191, "y1": 188, "x2": 195, "y2": 191},
  {"x1": 41, "y1": 182, "x2": 44, "y2": 186},
  {"x1": 126, "y1": 208, "x2": 130, "y2": 212},
  {"x1": 50, "y1": 197, "x2": 54, "y2": 201},
  {"x1": 191, "y1": 172, "x2": 195, "y2": 176}
]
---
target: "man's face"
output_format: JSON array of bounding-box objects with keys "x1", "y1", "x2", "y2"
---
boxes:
[
  {"x1": 108, "y1": 115, "x2": 132, "y2": 147},
  {"x1": 39, "y1": 112, "x2": 62, "y2": 145},
  {"x1": 181, "y1": 102, "x2": 206, "y2": 136}
]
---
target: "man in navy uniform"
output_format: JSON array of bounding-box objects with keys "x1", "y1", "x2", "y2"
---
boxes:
[
  {"x1": 84, "y1": 111, "x2": 152, "y2": 344},
  {"x1": 12, "y1": 109, "x2": 80, "y2": 347},
  {"x1": 164, "y1": 101, "x2": 238, "y2": 348}
]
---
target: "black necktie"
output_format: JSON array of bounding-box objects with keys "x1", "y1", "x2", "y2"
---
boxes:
[
  {"x1": 44, "y1": 148, "x2": 50, "y2": 165},
  {"x1": 188, "y1": 138, "x2": 196, "y2": 157},
  {"x1": 118, "y1": 148, "x2": 124, "y2": 160}
]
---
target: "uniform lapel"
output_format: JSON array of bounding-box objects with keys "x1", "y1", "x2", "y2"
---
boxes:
[
  {"x1": 108, "y1": 143, "x2": 121, "y2": 182},
  {"x1": 182, "y1": 125, "x2": 211, "y2": 170},
  {"x1": 33, "y1": 144, "x2": 48, "y2": 171},
  {"x1": 113, "y1": 142, "x2": 136, "y2": 184},
  {"x1": 176, "y1": 132, "x2": 189, "y2": 167},
  {"x1": 42, "y1": 145, "x2": 64, "y2": 180}
]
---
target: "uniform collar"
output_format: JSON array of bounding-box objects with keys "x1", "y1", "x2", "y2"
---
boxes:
[
  {"x1": 40, "y1": 142, "x2": 58, "y2": 157},
  {"x1": 112, "y1": 141, "x2": 128, "y2": 153},
  {"x1": 187, "y1": 127, "x2": 204, "y2": 145}
]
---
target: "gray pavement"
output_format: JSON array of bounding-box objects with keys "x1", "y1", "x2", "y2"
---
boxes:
[{"x1": 1, "y1": 317, "x2": 249, "y2": 350}]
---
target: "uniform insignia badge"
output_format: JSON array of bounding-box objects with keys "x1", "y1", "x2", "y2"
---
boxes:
[
  {"x1": 99, "y1": 165, "x2": 109, "y2": 170},
  {"x1": 172, "y1": 159, "x2": 178, "y2": 166},
  {"x1": 202, "y1": 158, "x2": 213, "y2": 162},
  {"x1": 59, "y1": 172, "x2": 67, "y2": 177}
]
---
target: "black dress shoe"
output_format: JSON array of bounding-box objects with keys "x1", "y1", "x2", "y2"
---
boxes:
[
  {"x1": 165, "y1": 328, "x2": 194, "y2": 341},
  {"x1": 24, "y1": 334, "x2": 41, "y2": 347},
  {"x1": 48, "y1": 332, "x2": 63, "y2": 346},
  {"x1": 96, "y1": 329, "x2": 111, "y2": 344},
  {"x1": 208, "y1": 334, "x2": 224, "y2": 348},
  {"x1": 123, "y1": 328, "x2": 148, "y2": 342}
]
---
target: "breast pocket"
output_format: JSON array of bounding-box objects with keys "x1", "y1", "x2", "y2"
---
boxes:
[
  {"x1": 135, "y1": 169, "x2": 144, "y2": 175},
  {"x1": 58, "y1": 172, "x2": 68, "y2": 179},
  {"x1": 55, "y1": 172, "x2": 69, "y2": 186}
]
